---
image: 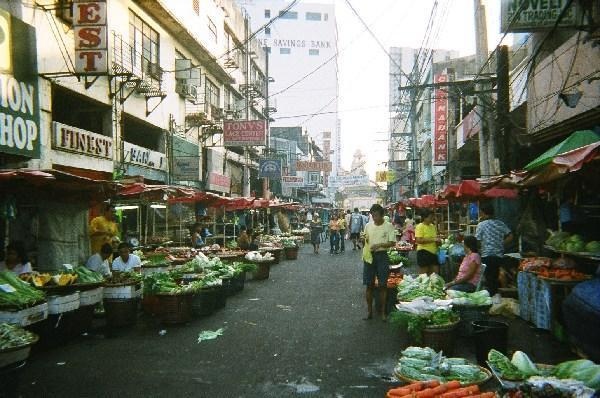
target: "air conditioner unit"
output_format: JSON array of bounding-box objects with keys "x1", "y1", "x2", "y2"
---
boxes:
[
  {"x1": 187, "y1": 85, "x2": 199, "y2": 102},
  {"x1": 146, "y1": 62, "x2": 163, "y2": 80},
  {"x1": 175, "y1": 80, "x2": 189, "y2": 97}
]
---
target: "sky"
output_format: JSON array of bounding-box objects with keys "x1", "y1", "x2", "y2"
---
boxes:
[{"x1": 317, "y1": 0, "x2": 510, "y2": 178}]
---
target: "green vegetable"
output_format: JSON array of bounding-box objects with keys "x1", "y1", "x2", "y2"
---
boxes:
[
  {"x1": 488, "y1": 349, "x2": 525, "y2": 380},
  {"x1": 0, "y1": 323, "x2": 37, "y2": 349},
  {"x1": 0, "y1": 272, "x2": 46, "y2": 309},
  {"x1": 396, "y1": 274, "x2": 446, "y2": 301},
  {"x1": 570, "y1": 365, "x2": 600, "y2": 389},
  {"x1": 390, "y1": 309, "x2": 458, "y2": 343},
  {"x1": 73, "y1": 267, "x2": 104, "y2": 283},
  {"x1": 401, "y1": 346, "x2": 436, "y2": 360},
  {"x1": 584, "y1": 241, "x2": 600, "y2": 253},
  {"x1": 447, "y1": 290, "x2": 492, "y2": 306},
  {"x1": 387, "y1": 249, "x2": 409, "y2": 265},
  {"x1": 553, "y1": 359, "x2": 595, "y2": 379},
  {"x1": 511, "y1": 351, "x2": 541, "y2": 376}
]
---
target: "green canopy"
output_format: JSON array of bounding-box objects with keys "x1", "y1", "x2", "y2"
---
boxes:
[{"x1": 524, "y1": 130, "x2": 600, "y2": 171}]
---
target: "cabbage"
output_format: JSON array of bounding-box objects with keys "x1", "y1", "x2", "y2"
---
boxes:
[
  {"x1": 511, "y1": 351, "x2": 540, "y2": 376},
  {"x1": 553, "y1": 359, "x2": 595, "y2": 379},
  {"x1": 585, "y1": 241, "x2": 600, "y2": 253},
  {"x1": 571, "y1": 365, "x2": 600, "y2": 389}
]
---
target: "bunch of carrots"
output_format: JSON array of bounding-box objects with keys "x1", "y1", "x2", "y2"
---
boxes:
[{"x1": 386, "y1": 380, "x2": 496, "y2": 398}]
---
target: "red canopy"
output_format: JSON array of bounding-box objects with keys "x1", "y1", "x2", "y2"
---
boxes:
[
  {"x1": 407, "y1": 195, "x2": 448, "y2": 208},
  {"x1": 445, "y1": 180, "x2": 519, "y2": 200},
  {"x1": 119, "y1": 183, "x2": 197, "y2": 201}
]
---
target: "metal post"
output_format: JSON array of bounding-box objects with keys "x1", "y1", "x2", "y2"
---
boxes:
[{"x1": 474, "y1": 0, "x2": 491, "y2": 176}]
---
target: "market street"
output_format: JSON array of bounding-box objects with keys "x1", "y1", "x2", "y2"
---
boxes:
[{"x1": 19, "y1": 244, "x2": 401, "y2": 397}]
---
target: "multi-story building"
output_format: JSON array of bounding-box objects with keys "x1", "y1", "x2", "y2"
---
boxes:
[
  {"x1": 0, "y1": 0, "x2": 268, "y2": 197},
  {"x1": 236, "y1": 0, "x2": 340, "y2": 177}
]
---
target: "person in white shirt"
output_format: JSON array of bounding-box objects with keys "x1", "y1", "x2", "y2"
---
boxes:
[
  {"x1": 0, "y1": 241, "x2": 33, "y2": 275},
  {"x1": 112, "y1": 242, "x2": 142, "y2": 273},
  {"x1": 85, "y1": 243, "x2": 113, "y2": 277}
]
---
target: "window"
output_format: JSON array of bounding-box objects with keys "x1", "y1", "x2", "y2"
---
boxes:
[
  {"x1": 306, "y1": 12, "x2": 321, "y2": 21},
  {"x1": 264, "y1": 9, "x2": 270, "y2": 18},
  {"x1": 309, "y1": 49, "x2": 319, "y2": 56},
  {"x1": 129, "y1": 11, "x2": 160, "y2": 79},
  {"x1": 280, "y1": 48, "x2": 291, "y2": 55},
  {"x1": 265, "y1": 27, "x2": 271, "y2": 35},
  {"x1": 205, "y1": 78, "x2": 220, "y2": 112},
  {"x1": 192, "y1": 0, "x2": 199, "y2": 15},
  {"x1": 208, "y1": 17, "x2": 217, "y2": 43},
  {"x1": 279, "y1": 10, "x2": 298, "y2": 19},
  {"x1": 55, "y1": 0, "x2": 73, "y2": 25}
]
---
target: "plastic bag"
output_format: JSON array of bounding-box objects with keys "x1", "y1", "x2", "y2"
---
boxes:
[
  {"x1": 362, "y1": 243, "x2": 373, "y2": 265},
  {"x1": 489, "y1": 298, "x2": 520, "y2": 318}
]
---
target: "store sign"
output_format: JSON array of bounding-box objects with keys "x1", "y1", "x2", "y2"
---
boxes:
[
  {"x1": 207, "y1": 172, "x2": 230, "y2": 193},
  {"x1": 173, "y1": 156, "x2": 200, "y2": 181},
  {"x1": 500, "y1": 0, "x2": 584, "y2": 32},
  {"x1": 123, "y1": 142, "x2": 166, "y2": 171},
  {"x1": 73, "y1": 0, "x2": 108, "y2": 74},
  {"x1": 328, "y1": 175, "x2": 369, "y2": 187},
  {"x1": 296, "y1": 160, "x2": 332, "y2": 172},
  {"x1": 434, "y1": 73, "x2": 448, "y2": 165},
  {"x1": 223, "y1": 120, "x2": 266, "y2": 146},
  {"x1": 281, "y1": 175, "x2": 304, "y2": 187},
  {"x1": 376, "y1": 171, "x2": 387, "y2": 183},
  {"x1": 0, "y1": 13, "x2": 40, "y2": 158},
  {"x1": 257, "y1": 38, "x2": 332, "y2": 50},
  {"x1": 456, "y1": 109, "x2": 481, "y2": 149},
  {"x1": 52, "y1": 122, "x2": 112, "y2": 159},
  {"x1": 259, "y1": 158, "x2": 282, "y2": 179}
]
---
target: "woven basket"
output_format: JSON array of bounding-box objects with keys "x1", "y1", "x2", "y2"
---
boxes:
[
  {"x1": 284, "y1": 246, "x2": 299, "y2": 260},
  {"x1": 454, "y1": 304, "x2": 491, "y2": 337},
  {"x1": 230, "y1": 272, "x2": 246, "y2": 293},
  {"x1": 191, "y1": 287, "x2": 218, "y2": 317},
  {"x1": 253, "y1": 262, "x2": 272, "y2": 280},
  {"x1": 421, "y1": 320, "x2": 459, "y2": 356},
  {"x1": 156, "y1": 293, "x2": 193, "y2": 324},
  {"x1": 214, "y1": 285, "x2": 228, "y2": 310},
  {"x1": 104, "y1": 299, "x2": 139, "y2": 328}
]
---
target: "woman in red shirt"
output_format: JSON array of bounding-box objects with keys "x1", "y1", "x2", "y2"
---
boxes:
[{"x1": 445, "y1": 236, "x2": 481, "y2": 292}]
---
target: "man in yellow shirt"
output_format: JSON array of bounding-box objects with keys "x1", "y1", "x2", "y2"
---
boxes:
[
  {"x1": 90, "y1": 204, "x2": 119, "y2": 255},
  {"x1": 363, "y1": 204, "x2": 396, "y2": 321},
  {"x1": 415, "y1": 209, "x2": 441, "y2": 275},
  {"x1": 337, "y1": 212, "x2": 347, "y2": 252}
]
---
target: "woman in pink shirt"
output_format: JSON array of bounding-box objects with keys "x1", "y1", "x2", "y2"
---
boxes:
[{"x1": 445, "y1": 236, "x2": 481, "y2": 292}]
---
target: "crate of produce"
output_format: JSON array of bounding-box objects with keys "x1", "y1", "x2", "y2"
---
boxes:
[
  {"x1": 0, "y1": 302, "x2": 48, "y2": 327},
  {"x1": 156, "y1": 293, "x2": 193, "y2": 324},
  {"x1": 0, "y1": 324, "x2": 38, "y2": 368},
  {"x1": 103, "y1": 284, "x2": 141, "y2": 300},
  {"x1": 104, "y1": 299, "x2": 139, "y2": 328},
  {"x1": 79, "y1": 287, "x2": 103, "y2": 306},
  {"x1": 47, "y1": 292, "x2": 80, "y2": 315}
]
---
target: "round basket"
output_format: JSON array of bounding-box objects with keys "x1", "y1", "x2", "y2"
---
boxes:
[
  {"x1": 454, "y1": 304, "x2": 492, "y2": 337},
  {"x1": 155, "y1": 293, "x2": 193, "y2": 324},
  {"x1": 394, "y1": 365, "x2": 492, "y2": 386},
  {"x1": 214, "y1": 284, "x2": 228, "y2": 310},
  {"x1": 284, "y1": 246, "x2": 299, "y2": 260},
  {"x1": 230, "y1": 272, "x2": 246, "y2": 293},
  {"x1": 104, "y1": 298, "x2": 139, "y2": 328},
  {"x1": 252, "y1": 261, "x2": 273, "y2": 280},
  {"x1": 0, "y1": 335, "x2": 39, "y2": 368},
  {"x1": 191, "y1": 287, "x2": 218, "y2": 317},
  {"x1": 421, "y1": 320, "x2": 460, "y2": 356}
]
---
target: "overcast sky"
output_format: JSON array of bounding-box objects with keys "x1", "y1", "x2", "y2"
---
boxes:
[{"x1": 314, "y1": 0, "x2": 508, "y2": 177}]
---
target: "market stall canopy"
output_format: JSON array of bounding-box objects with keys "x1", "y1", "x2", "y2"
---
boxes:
[
  {"x1": 437, "y1": 184, "x2": 460, "y2": 199},
  {"x1": 167, "y1": 191, "x2": 228, "y2": 206},
  {"x1": 118, "y1": 183, "x2": 197, "y2": 201},
  {"x1": 455, "y1": 180, "x2": 518, "y2": 200},
  {"x1": 407, "y1": 195, "x2": 448, "y2": 208}
]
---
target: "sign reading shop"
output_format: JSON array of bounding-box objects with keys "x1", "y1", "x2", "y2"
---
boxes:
[
  {"x1": 0, "y1": 10, "x2": 40, "y2": 158},
  {"x1": 123, "y1": 142, "x2": 166, "y2": 171},
  {"x1": 52, "y1": 122, "x2": 112, "y2": 159}
]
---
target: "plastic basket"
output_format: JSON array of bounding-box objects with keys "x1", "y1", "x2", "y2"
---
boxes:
[
  {"x1": 79, "y1": 287, "x2": 103, "y2": 306},
  {"x1": 421, "y1": 321, "x2": 459, "y2": 356},
  {"x1": 156, "y1": 293, "x2": 193, "y2": 324},
  {"x1": 104, "y1": 299, "x2": 139, "y2": 328},
  {"x1": 0, "y1": 335, "x2": 38, "y2": 368},
  {"x1": 47, "y1": 293, "x2": 80, "y2": 315},
  {"x1": 0, "y1": 302, "x2": 48, "y2": 327},
  {"x1": 454, "y1": 304, "x2": 491, "y2": 337}
]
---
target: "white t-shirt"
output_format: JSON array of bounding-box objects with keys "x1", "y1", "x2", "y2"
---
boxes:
[
  {"x1": 0, "y1": 261, "x2": 33, "y2": 275},
  {"x1": 86, "y1": 253, "x2": 112, "y2": 277},
  {"x1": 112, "y1": 254, "x2": 142, "y2": 272}
]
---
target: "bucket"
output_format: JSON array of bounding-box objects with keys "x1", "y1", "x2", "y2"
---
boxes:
[
  {"x1": 472, "y1": 320, "x2": 509, "y2": 366},
  {"x1": 438, "y1": 249, "x2": 448, "y2": 265}
]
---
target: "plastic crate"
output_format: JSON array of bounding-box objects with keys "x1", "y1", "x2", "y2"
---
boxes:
[
  {"x1": 103, "y1": 284, "x2": 141, "y2": 299},
  {"x1": 48, "y1": 293, "x2": 80, "y2": 315},
  {"x1": 0, "y1": 302, "x2": 48, "y2": 327},
  {"x1": 80, "y1": 287, "x2": 103, "y2": 306}
]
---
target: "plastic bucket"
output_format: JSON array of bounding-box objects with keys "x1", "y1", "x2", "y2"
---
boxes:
[
  {"x1": 472, "y1": 320, "x2": 509, "y2": 366},
  {"x1": 438, "y1": 249, "x2": 448, "y2": 265}
]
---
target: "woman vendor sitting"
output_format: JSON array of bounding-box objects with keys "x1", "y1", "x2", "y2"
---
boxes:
[
  {"x1": 191, "y1": 223, "x2": 205, "y2": 248},
  {"x1": 237, "y1": 226, "x2": 250, "y2": 250},
  {"x1": 0, "y1": 241, "x2": 33, "y2": 276},
  {"x1": 445, "y1": 235, "x2": 481, "y2": 293}
]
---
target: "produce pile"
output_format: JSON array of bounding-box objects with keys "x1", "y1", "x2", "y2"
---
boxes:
[
  {"x1": 390, "y1": 298, "x2": 458, "y2": 343},
  {"x1": 281, "y1": 238, "x2": 298, "y2": 248},
  {"x1": 73, "y1": 267, "x2": 104, "y2": 284},
  {"x1": 143, "y1": 272, "x2": 205, "y2": 295},
  {"x1": 395, "y1": 241, "x2": 414, "y2": 251},
  {"x1": 545, "y1": 231, "x2": 600, "y2": 254},
  {"x1": 0, "y1": 272, "x2": 46, "y2": 309},
  {"x1": 388, "y1": 249, "x2": 410, "y2": 265},
  {"x1": 386, "y1": 380, "x2": 494, "y2": 398},
  {"x1": 488, "y1": 349, "x2": 600, "y2": 390},
  {"x1": 394, "y1": 346, "x2": 489, "y2": 385},
  {"x1": 0, "y1": 323, "x2": 37, "y2": 350},
  {"x1": 104, "y1": 272, "x2": 142, "y2": 286},
  {"x1": 446, "y1": 290, "x2": 492, "y2": 306},
  {"x1": 519, "y1": 256, "x2": 590, "y2": 281},
  {"x1": 397, "y1": 274, "x2": 446, "y2": 301},
  {"x1": 245, "y1": 251, "x2": 274, "y2": 263}
]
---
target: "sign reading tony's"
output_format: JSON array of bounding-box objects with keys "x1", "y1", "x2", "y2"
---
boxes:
[
  {"x1": 73, "y1": 0, "x2": 108, "y2": 74},
  {"x1": 223, "y1": 120, "x2": 266, "y2": 147}
]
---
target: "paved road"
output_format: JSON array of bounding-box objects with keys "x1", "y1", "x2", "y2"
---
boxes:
[{"x1": 19, "y1": 243, "x2": 401, "y2": 397}]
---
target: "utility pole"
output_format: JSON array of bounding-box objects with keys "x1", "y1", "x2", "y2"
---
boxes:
[
  {"x1": 262, "y1": 46, "x2": 270, "y2": 200},
  {"x1": 243, "y1": 15, "x2": 251, "y2": 197},
  {"x1": 496, "y1": 45, "x2": 510, "y2": 174},
  {"x1": 474, "y1": 0, "x2": 497, "y2": 176}
]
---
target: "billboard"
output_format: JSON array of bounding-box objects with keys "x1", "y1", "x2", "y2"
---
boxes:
[
  {"x1": 500, "y1": 0, "x2": 584, "y2": 33},
  {"x1": 207, "y1": 172, "x2": 230, "y2": 193},
  {"x1": 281, "y1": 175, "x2": 304, "y2": 187},
  {"x1": 434, "y1": 73, "x2": 448, "y2": 165},
  {"x1": 223, "y1": 120, "x2": 266, "y2": 146},
  {"x1": 328, "y1": 175, "x2": 369, "y2": 187},
  {"x1": 173, "y1": 156, "x2": 200, "y2": 181},
  {"x1": 296, "y1": 161, "x2": 332, "y2": 172},
  {"x1": 259, "y1": 158, "x2": 282, "y2": 179}
]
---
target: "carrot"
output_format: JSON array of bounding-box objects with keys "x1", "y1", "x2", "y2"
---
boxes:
[
  {"x1": 430, "y1": 385, "x2": 449, "y2": 395},
  {"x1": 414, "y1": 388, "x2": 436, "y2": 398},
  {"x1": 403, "y1": 382, "x2": 426, "y2": 391},
  {"x1": 439, "y1": 385, "x2": 479, "y2": 398},
  {"x1": 469, "y1": 393, "x2": 496, "y2": 398},
  {"x1": 387, "y1": 388, "x2": 412, "y2": 397},
  {"x1": 444, "y1": 380, "x2": 461, "y2": 390},
  {"x1": 424, "y1": 380, "x2": 441, "y2": 388}
]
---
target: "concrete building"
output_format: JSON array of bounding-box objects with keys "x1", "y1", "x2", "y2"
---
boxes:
[{"x1": 236, "y1": 0, "x2": 340, "y2": 177}]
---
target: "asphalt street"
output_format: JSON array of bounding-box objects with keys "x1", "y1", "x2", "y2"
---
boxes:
[{"x1": 15, "y1": 240, "x2": 575, "y2": 397}]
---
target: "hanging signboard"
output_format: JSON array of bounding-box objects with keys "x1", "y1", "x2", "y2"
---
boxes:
[
  {"x1": 281, "y1": 175, "x2": 304, "y2": 187},
  {"x1": 259, "y1": 158, "x2": 282, "y2": 179},
  {"x1": 123, "y1": 142, "x2": 167, "y2": 171},
  {"x1": 375, "y1": 171, "x2": 387, "y2": 183},
  {"x1": 207, "y1": 172, "x2": 230, "y2": 193},
  {"x1": 296, "y1": 160, "x2": 332, "y2": 172},
  {"x1": 73, "y1": 0, "x2": 108, "y2": 74},
  {"x1": 433, "y1": 73, "x2": 448, "y2": 166},
  {"x1": 0, "y1": 11, "x2": 40, "y2": 158},
  {"x1": 223, "y1": 120, "x2": 266, "y2": 146},
  {"x1": 456, "y1": 109, "x2": 481, "y2": 149},
  {"x1": 500, "y1": 0, "x2": 584, "y2": 33},
  {"x1": 328, "y1": 175, "x2": 369, "y2": 187},
  {"x1": 52, "y1": 122, "x2": 112, "y2": 159},
  {"x1": 173, "y1": 156, "x2": 200, "y2": 181}
]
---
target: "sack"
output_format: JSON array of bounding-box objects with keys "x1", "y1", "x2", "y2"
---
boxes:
[{"x1": 362, "y1": 243, "x2": 373, "y2": 264}]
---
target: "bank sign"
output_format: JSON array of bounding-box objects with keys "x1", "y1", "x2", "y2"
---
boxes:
[
  {"x1": 0, "y1": 10, "x2": 40, "y2": 158},
  {"x1": 500, "y1": 0, "x2": 584, "y2": 32},
  {"x1": 123, "y1": 142, "x2": 166, "y2": 171}
]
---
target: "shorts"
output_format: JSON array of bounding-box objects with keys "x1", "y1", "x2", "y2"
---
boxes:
[
  {"x1": 363, "y1": 251, "x2": 390, "y2": 286},
  {"x1": 350, "y1": 232, "x2": 360, "y2": 239},
  {"x1": 417, "y1": 249, "x2": 438, "y2": 267}
]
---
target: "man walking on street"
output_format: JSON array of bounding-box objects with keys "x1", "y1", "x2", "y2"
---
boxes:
[
  {"x1": 475, "y1": 203, "x2": 513, "y2": 295},
  {"x1": 363, "y1": 204, "x2": 396, "y2": 321},
  {"x1": 329, "y1": 214, "x2": 341, "y2": 254},
  {"x1": 338, "y1": 211, "x2": 347, "y2": 252},
  {"x1": 350, "y1": 208, "x2": 364, "y2": 250}
]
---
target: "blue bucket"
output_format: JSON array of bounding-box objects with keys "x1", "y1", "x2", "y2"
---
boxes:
[{"x1": 438, "y1": 249, "x2": 447, "y2": 265}]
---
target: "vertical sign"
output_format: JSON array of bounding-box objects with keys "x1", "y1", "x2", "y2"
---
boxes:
[
  {"x1": 0, "y1": 9, "x2": 12, "y2": 73},
  {"x1": 73, "y1": 0, "x2": 108, "y2": 74},
  {"x1": 434, "y1": 73, "x2": 448, "y2": 165}
]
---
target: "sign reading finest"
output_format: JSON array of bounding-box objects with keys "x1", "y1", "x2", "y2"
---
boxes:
[
  {"x1": 223, "y1": 120, "x2": 266, "y2": 146},
  {"x1": 434, "y1": 73, "x2": 448, "y2": 166},
  {"x1": 73, "y1": 0, "x2": 108, "y2": 74},
  {"x1": 281, "y1": 175, "x2": 304, "y2": 187},
  {"x1": 500, "y1": 0, "x2": 584, "y2": 32},
  {"x1": 123, "y1": 142, "x2": 166, "y2": 171},
  {"x1": 52, "y1": 122, "x2": 112, "y2": 159},
  {"x1": 296, "y1": 161, "x2": 332, "y2": 172},
  {"x1": 207, "y1": 172, "x2": 230, "y2": 193}
]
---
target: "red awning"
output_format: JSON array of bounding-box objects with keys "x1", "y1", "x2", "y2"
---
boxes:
[{"x1": 118, "y1": 183, "x2": 197, "y2": 200}]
